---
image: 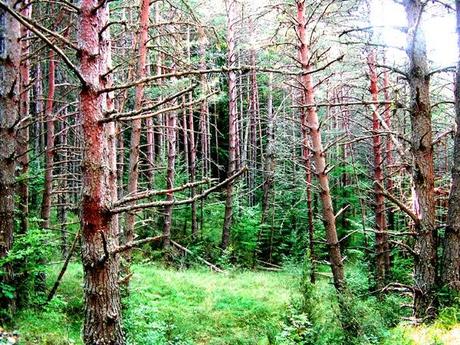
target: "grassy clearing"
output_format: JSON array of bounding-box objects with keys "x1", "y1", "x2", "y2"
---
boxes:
[
  {"x1": 11, "y1": 262, "x2": 460, "y2": 344},
  {"x1": 15, "y1": 263, "x2": 300, "y2": 344}
]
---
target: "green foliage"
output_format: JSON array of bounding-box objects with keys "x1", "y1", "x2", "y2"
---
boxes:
[
  {"x1": 274, "y1": 261, "x2": 415, "y2": 345},
  {"x1": 0, "y1": 227, "x2": 54, "y2": 309},
  {"x1": 436, "y1": 301, "x2": 460, "y2": 329},
  {"x1": 14, "y1": 263, "x2": 83, "y2": 344},
  {"x1": 275, "y1": 306, "x2": 314, "y2": 345}
]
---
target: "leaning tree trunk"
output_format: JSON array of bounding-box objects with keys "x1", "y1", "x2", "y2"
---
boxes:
[
  {"x1": 441, "y1": 0, "x2": 460, "y2": 291},
  {"x1": 78, "y1": 0, "x2": 124, "y2": 343},
  {"x1": 296, "y1": 0, "x2": 345, "y2": 291},
  {"x1": 0, "y1": 0, "x2": 20, "y2": 320},
  {"x1": 404, "y1": 0, "x2": 438, "y2": 320},
  {"x1": 368, "y1": 51, "x2": 388, "y2": 290},
  {"x1": 221, "y1": 0, "x2": 238, "y2": 249}
]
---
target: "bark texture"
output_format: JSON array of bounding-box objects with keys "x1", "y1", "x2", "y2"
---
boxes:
[
  {"x1": 40, "y1": 49, "x2": 55, "y2": 230},
  {"x1": 221, "y1": 0, "x2": 238, "y2": 249},
  {"x1": 163, "y1": 94, "x2": 177, "y2": 249},
  {"x1": 368, "y1": 51, "x2": 388, "y2": 289},
  {"x1": 17, "y1": 1, "x2": 31, "y2": 234},
  {"x1": 296, "y1": 0, "x2": 345, "y2": 290},
  {"x1": 125, "y1": 0, "x2": 150, "y2": 264},
  {"x1": 78, "y1": 0, "x2": 124, "y2": 343},
  {"x1": 404, "y1": 0, "x2": 438, "y2": 319},
  {"x1": 188, "y1": 92, "x2": 198, "y2": 237},
  {"x1": 261, "y1": 73, "x2": 275, "y2": 225},
  {"x1": 0, "y1": 0, "x2": 20, "y2": 320}
]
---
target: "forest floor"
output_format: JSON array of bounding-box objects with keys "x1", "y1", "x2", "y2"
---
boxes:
[
  {"x1": 11, "y1": 262, "x2": 460, "y2": 344},
  {"x1": 15, "y1": 263, "x2": 299, "y2": 344}
]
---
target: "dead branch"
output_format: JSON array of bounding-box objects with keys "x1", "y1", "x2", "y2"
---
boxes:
[
  {"x1": 110, "y1": 167, "x2": 247, "y2": 214},
  {"x1": 171, "y1": 240, "x2": 223, "y2": 273},
  {"x1": 375, "y1": 181, "x2": 419, "y2": 223},
  {"x1": 46, "y1": 231, "x2": 80, "y2": 303},
  {"x1": 113, "y1": 178, "x2": 214, "y2": 208},
  {"x1": 0, "y1": 1, "x2": 85, "y2": 84},
  {"x1": 110, "y1": 235, "x2": 164, "y2": 256}
]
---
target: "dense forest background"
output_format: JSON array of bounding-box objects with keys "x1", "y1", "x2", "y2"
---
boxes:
[{"x1": 0, "y1": 0, "x2": 460, "y2": 344}]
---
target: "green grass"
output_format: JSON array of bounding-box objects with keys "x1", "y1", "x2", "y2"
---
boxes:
[
  {"x1": 14, "y1": 263, "x2": 300, "y2": 344},
  {"x1": 125, "y1": 265, "x2": 299, "y2": 344},
  {"x1": 10, "y1": 262, "x2": 460, "y2": 344}
]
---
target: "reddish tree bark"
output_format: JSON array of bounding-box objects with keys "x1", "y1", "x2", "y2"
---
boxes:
[
  {"x1": 296, "y1": 0, "x2": 345, "y2": 291},
  {"x1": 78, "y1": 0, "x2": 124, "y2": 342},
  {"x1": 40, "y1": 49, "x2": 55, "y2": 230},
  {"x1": 0, "y1": 0, "x2": 20, "y2": 320},
  {"x1": 404, "y1": 0, "x2": 438, "y2": 319},
  {"x1": 368, "y1": 51, "x2": 388, "y2": 289},
  {"x1": 441, "y1": 0, "x2": 460, "y2": 291},
  {"x1": 221, "y1": 0, "x2": 238, "y2": 249}
]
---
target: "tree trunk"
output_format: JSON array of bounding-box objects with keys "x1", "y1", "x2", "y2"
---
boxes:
[
  {"x1": 383, "y1": 68, "x2": 395, "y2": 233},
  {"x1": 296, "y1": 0, "x2": 345, "y2": 291},
  {"x1": 404, "y1": 0, "x2": 438, "y2": 320},
  {"x1": 300, "y1": 85, "x2": 316, "y2": 284},
  {"x1": 78, "y1": 0, "x2": 124, "y2": 343},
  {"x1": 221, "y1": 0, "x2": 238, "y2": 249},
  {"x1": 261, "y1": 73, "x2": 275, "y2": 224},
  {"x1": 57, "y1": 116, "x2": 68, "y2": 257},
  {"x1": 441, "y1": 0, "x2": 460, "y2": 291},
  {"x1": 188, "y1": 92, "x2": 198, "y2": 237},
  {"x1": 368, "y1": 51, "x2": 388, "y2": 290},
  {"x1": 383, "y1": 67, "x2": 394, "y2": 274},
  {"x1": 0, "y1": 0, "x2": 20, "y2": 320},
  {"x1": 40, "y1": 49, "x2": 56, "y2": 230},
  {"x1": 248, "y1": 46, "x2": 258, "y2": 206},
  {"x1": 125, "y1": 0, "x2": 150, "y2": 263},
  {"x1": 163, "y1": 97, "x2": 177, "y2": 249},
  {"x1": 198, "y1": 26, "x2": 210, "y2": 178},
  {"x1": 17, "y1": 1, "x2": 31, "y2": 234}
]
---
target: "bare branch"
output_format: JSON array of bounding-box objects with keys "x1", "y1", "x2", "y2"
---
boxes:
[
  {"x1": 110, "y1": 236, "x2": 164, "y2": 255},
  {"x1": 0, "y1": 1, "x2": 85, "y2": 84},
  {"x1": 110, "y1": 167, "x2": 247, "y2": 214},
  {"x1": 375, "y1": 181, "x2": 419, "y2": 223},
  {"x1": 171, "y1": 240, "x2": 223, "y2": 273},
  {"x1": 113, "y1": 178, "x2": 214, "y2": 207}
]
